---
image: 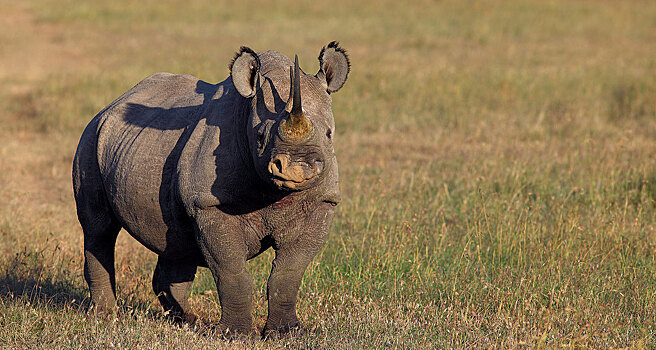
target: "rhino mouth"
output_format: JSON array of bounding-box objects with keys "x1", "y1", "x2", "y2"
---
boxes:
[
  {"x1": 267, "y1": 155, "x2": 324, "y2": 190},
  {"x1": 271, "y1": 176, "x2": 309, "y2": 190}
]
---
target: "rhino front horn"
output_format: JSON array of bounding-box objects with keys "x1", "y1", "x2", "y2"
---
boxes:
[{"x1": 280, "y1": 55, "x2": 312, "y2": 141}]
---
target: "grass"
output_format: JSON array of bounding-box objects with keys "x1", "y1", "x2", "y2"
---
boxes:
[{"x1": 1, "y1": 0, "x2": 656, "y2": 347}]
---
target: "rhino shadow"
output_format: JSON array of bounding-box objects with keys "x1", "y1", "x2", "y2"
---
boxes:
[
  {"x1": 0, "y1": 249, "x2": 207, "y2": 325},
  {"x1": 0, "y1": 248, "x2": 89, "y2": 311}
]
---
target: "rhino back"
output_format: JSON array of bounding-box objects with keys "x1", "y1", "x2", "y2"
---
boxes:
[{"x1": 94, "y1": 72, "x2": 232, "y2": 260}]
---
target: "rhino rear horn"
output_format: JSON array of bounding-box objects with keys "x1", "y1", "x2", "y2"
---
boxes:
[
  {"x1": 230, "y1": 46, "x2": 261, "y2": 98},
  {"x1": 316, "y1": 41, "x2": 350, "y2": 93}
]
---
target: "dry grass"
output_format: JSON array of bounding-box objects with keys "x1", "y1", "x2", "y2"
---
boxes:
[{"x1": 1, "y1": 0, "x2": 656, "y2": 348}]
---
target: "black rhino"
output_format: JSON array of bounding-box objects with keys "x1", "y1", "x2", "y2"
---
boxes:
[{"x1": 72, "y1": 42, "x2": 350, "y2": 338}]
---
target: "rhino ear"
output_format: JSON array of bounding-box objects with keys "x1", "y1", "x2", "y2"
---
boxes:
[
  {"x1": 317, "y1": 41, "x2": 350, "y2": 93},
  {"x1": 230, "y1": 46, "x2": 261, "y2": 98}
]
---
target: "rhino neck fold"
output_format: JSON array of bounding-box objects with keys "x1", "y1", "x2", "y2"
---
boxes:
[{"x1": 234, "y1": 97, "x2": 259, "y2": 182}]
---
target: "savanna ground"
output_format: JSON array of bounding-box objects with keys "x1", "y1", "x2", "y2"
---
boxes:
[{"x1": 1, "y1": 0, "x2": 655, "y2": 348}]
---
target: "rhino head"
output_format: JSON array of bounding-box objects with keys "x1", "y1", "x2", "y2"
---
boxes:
[{"x1": 230, "y1": 42, "x2": 350, "y2": 191}]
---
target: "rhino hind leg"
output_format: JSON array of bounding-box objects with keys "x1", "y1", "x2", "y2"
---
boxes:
[
  {"x1": 152, "y1": 257, "x2": 198, "y2": 324},
  {"x1": 76, "y1": 183, "x2": 122, "y2": 314},
  {"x1": 74, "y1": 140, "x2": 122, "y2": 314},
  {"x1": 82, "y1": 221, "x2": 121, "y2": 314}
]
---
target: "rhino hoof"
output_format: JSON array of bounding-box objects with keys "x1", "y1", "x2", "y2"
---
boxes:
[
  {"x1": 86, "y1": 304, "x2": 118, "y2": 320},
  {"x1": 262, "y1": 322, "x2": 305, "y2": 340},
  {"x1": 163, "y1": 311, "x2": 197, "y2": 326},
  {"x1": 214, "y1": 324, "x2": 259, "y2": 341}
]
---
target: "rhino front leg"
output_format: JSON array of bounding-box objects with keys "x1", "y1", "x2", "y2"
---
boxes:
[
  {"x1": 152, "y1": 257, "x2": 198, "y2": 324},
  {"x1": 194, "y1": 221, "x2": 255, "y2": 337},
  {"x1": 262, "y1": 247, "x2": 315, "y2": 337},
  {"x1": 263, "y1": 204, "x2": 333, "y2": 338},
  {"x1": 213, "y1": 261, "x2": 255, "y2": 337}
]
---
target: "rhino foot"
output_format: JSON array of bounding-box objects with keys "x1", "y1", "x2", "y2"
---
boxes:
[
  {"x1": 163, "y1": 310, "x2": 197, "y2": 326},
  {"x1": 262, "y1": 322, "x2": 305, "y2": 340},
  {"x1": 86, "y1": 303, "x2": 118, "y2": 320},
  {"x1": 214, "y1": 324, "x2": 259, "y2": 342}
]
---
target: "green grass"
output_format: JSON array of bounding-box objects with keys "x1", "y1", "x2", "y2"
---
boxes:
[{"x1": 1, "y1": 0, "x2": 656, "y2": 347}]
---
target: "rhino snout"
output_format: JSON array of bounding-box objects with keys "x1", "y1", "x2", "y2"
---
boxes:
[{"x1": 268, "y1": 153, "x2": 324, "y2": 189}]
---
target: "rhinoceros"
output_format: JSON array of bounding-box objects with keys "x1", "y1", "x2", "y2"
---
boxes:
[{"x1": 72, "y1": 42, "x2": 350, "y2": 337}]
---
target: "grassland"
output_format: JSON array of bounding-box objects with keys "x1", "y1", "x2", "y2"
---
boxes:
[{"x1": 1, "y1": 0, "x2": 655, "y2": 348}]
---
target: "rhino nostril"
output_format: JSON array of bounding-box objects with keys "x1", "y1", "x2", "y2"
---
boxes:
[
  {"x1": 273, "y1": 158, "x2": 283, "y2": 173},
  {"x1": 269, "y1": 154, "x2": 289, "y2": 176}
]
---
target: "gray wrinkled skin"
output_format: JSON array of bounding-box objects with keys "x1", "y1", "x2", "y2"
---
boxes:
[{"x1": 72, "y1": 42, "x2": 349, "y2": 338}]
